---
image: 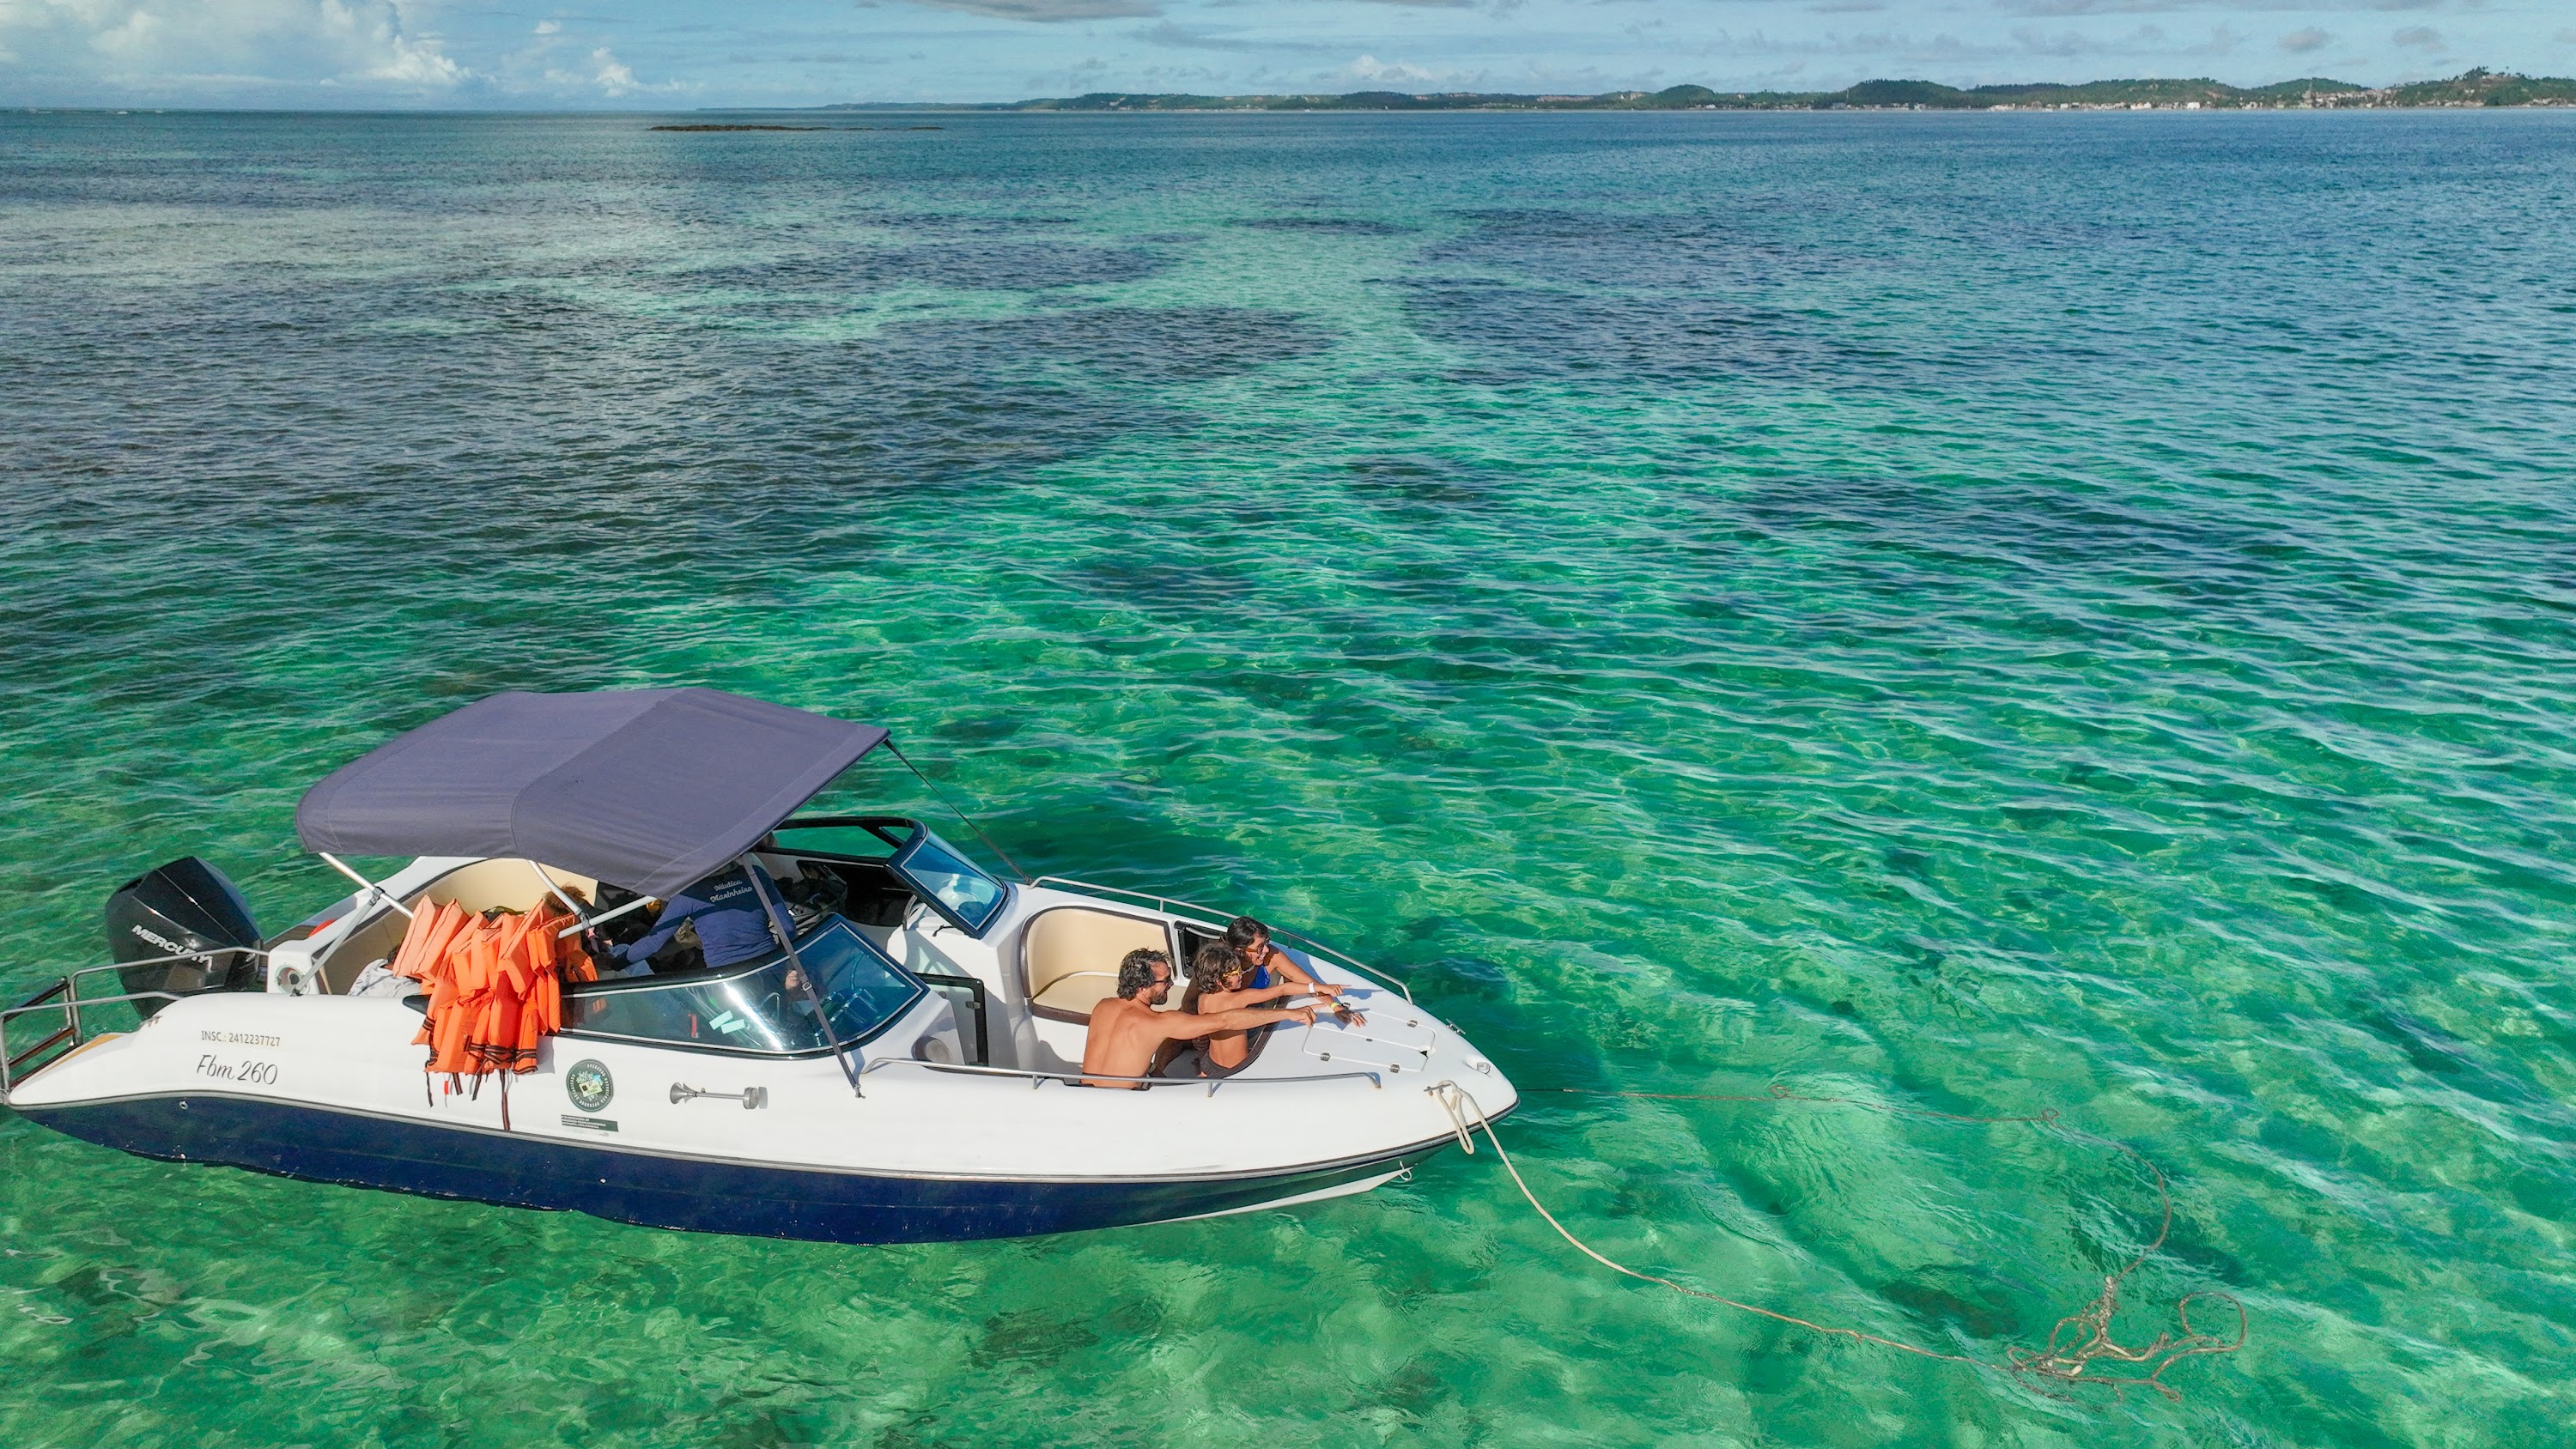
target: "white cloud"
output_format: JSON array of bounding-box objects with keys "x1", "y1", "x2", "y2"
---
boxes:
[
  {"x1": 892, "y1": 0, "x2": 1161, "y2": 20},
  {"x1": 0, "y1": 0, "x2": 470, "y2": 96},
  {"x1": 2279, "y1": 27, "x2": 2330, "y2": 52},
  {"x1": 361, "y1": 39, "x2": 465, "y2": 85},
  {"x1": 1337, "y1": 53, "x2": 1452, "y2": 84},
  {"x1": 2391, "y1": 25, "x2": 2440, "y2": 49},
  {"x1": 534, "y1": 18, "x2": 559, "y2": 35},
  {"x1": 590, "y1": 45, "x2": 635, "y2": 91},
  {"x1": 539, "y1": 44, "x2": 677, "y2": 96}
]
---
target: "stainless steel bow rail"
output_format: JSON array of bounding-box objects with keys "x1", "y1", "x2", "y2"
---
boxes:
[
  {"x1": 0, "y1": 952, "x2": 228, "y2": 1094},
  {"x1": 1030, "y1": 876, "x2": 1416, "y2": 1004}
]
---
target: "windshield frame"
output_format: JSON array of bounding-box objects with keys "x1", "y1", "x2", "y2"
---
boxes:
[
  {"x1": 561, "y1": 915, "x2": 929, "y2": 1059},
  {"x1": 885, "y1": 827, "x2": 1011, "y2": 937}
]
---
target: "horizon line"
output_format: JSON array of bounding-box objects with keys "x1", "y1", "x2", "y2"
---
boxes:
[{"x1": 10, "y1": 65, "x2": 2573, "y2": 114}]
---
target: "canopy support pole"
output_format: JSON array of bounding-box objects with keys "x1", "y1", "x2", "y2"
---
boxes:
[
  {"x1": 745, "y1": 864, "x2": 862, "y2": 1099},
  {"x1": 556, "y1": 892, "x2": 654, "y2": 939},
  {"x1": 887, "y1": 740, "x2": 1029, "y2": 882},
  {"x1": 522, "y1": 860, "x2": 594, "y2": 924},
  {"x1": 318, "y1": 853, "x2": 416, "y2": 921}
]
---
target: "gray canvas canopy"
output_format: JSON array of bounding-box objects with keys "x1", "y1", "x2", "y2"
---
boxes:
[{"x1": 295, "y1": 688, "x2": 889, "y2": 899}]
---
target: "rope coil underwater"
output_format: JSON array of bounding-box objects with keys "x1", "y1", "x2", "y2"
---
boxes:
[{"x1": 1433, "y1": 1082, "x2": 2245, "y2": 1403}]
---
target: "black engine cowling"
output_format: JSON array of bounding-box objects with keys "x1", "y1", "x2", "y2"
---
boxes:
[{"x1": 106, "y1": 858, "x2": 264, "y2": 1016}]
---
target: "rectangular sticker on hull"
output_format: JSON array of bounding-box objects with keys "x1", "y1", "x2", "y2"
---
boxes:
[
  {"x1": 201, "y1": 1030, "x2": 283, "y2": 1047},
  {"x1": 559, "y1": 1115, "x2": 619, "y2": 1132}
]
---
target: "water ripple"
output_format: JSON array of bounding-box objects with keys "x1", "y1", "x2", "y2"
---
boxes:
[{"x1": 3, "y1": 108, "x2": 2573, "y2": 1448}]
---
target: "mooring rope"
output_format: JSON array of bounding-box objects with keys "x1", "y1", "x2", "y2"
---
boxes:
[{"x1": 1435, "y1": 1082, "x2": 2246, "y2": 1403}]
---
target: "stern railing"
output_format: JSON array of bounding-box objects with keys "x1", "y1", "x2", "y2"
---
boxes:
[
  {"x1": 2, "y1": 979, "x2": 77, "y2": 1094},
  {"x1": 1, "y1": 950, "x2": 246, "y2": 1097}
]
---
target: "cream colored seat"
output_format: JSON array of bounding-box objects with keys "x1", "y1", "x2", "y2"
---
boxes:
[
  {"x1": 317, "y1": 859, "x2": 599, "y2": 994},
  {"x1": 417, "y1": 858, "x2": 600, "y2": 916},
  {"x1": 1023, "y1": 908, "x2": 1170, "y2": 1023}
]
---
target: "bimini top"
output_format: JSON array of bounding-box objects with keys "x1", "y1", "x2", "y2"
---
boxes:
[{"x1": 295, "y1": 688, "x2": 889, "y2": 899}]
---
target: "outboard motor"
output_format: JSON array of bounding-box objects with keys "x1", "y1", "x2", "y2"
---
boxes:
[{"x1": 106, "y1": 858, "x2": 264, "y2": 1018}]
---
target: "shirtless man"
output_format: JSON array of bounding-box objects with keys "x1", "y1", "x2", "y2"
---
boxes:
[{"x1": 1080, "y1": 949, "x2": 1318, "y2": 1088}]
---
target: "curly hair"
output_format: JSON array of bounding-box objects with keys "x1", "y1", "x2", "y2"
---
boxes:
[
  {"x1": 1189, "y1": 943, "x2": 1250, "y2": 996},
  {"x1": 1116, "y1": 948, "x2": 1172, "y2": 999}
]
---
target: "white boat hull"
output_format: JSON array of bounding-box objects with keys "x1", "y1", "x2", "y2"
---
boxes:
[{"x1": 9, "y1": 939, "x2": 1516, "y2": 1243}]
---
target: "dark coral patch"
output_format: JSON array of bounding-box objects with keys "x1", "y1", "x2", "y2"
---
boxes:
[
  {"x1": 1234, "y1": 216, "x2": 1413, "y2": 236},
  {"x1": 1391, "y1": 206, "x2": 1865, "y2": 386},
  {"x1": 954, "y1": 305, "x2": 1334, "y2": 386},
  {"x1": 686, "y1": 239, "x2": 1173, "y2": 296}
]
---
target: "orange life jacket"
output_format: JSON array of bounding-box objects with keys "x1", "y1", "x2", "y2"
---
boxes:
[{"x1": 399, "y1": 898, "x2": 595, "y2": 1080}]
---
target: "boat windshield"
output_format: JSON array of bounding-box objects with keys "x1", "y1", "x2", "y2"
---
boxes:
[
  {"x1": 888, "y1": 828, "x2": 1008, "y2": 936},
  {"x1": 565, "y1": 918, "x2": 925, "y2": 1056}
]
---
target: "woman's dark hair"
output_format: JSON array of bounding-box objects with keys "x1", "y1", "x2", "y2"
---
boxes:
[
  {"x1": 1190, "y1": 943, "x2": 1249, "y2": 994},
  {"x1": 1116, "y1": 949, "x2": 1171, "y2": 998},
  {"x1": 1224, "y1": 916, "x2": 1270, "y2": 950}
]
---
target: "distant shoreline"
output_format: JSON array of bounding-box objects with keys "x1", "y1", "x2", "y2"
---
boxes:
[{"x1": 811, "y1": 68, "x2": 2575, "y2": 114}]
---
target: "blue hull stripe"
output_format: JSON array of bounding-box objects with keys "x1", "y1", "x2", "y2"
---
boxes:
[{"x1": 15, "y1": 1094, "x2": 1451, "y2": 1244}]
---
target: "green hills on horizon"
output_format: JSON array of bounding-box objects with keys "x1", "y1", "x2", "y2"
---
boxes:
[{"x1": 818, "y1": 68, "x2": 2576, "y2": 112}]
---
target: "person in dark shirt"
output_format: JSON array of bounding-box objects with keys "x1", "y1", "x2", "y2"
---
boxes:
[{"x1": 610, "y1": 864, "x2": 783, "y2": 975}]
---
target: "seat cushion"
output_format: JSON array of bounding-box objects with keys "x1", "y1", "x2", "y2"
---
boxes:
[
  {"x1": 1022, "y1": 907, "x2": 1170, "y2": 1023},
  {"x1": 1031, "y1": 970, "x2": 1122, "y2": 1022}
]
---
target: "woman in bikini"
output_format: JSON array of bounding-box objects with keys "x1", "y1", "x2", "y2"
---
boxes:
[
  {"x1": 1224, "y1": 916, "x2": 1315, "y2": 992},
  {"x1": 1168, "y1": 943, "x2": 1342, "y2": 1077}
]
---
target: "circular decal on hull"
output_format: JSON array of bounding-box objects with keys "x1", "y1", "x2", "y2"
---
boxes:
[{"x1": 566, "y1": 1059, "x2": 614, "y2": 1113}]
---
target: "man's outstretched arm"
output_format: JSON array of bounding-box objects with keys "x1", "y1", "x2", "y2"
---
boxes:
[
  {"x1": 1160, "y1": 1005, "x2": 1316, "y2": 1041},
  {"x1": 1210, "y1": 981, "x2": 1343, "y2": 1010}
]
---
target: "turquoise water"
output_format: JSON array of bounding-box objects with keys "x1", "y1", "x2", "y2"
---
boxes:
[{"x1": 4, "y1": 108, "x2": 2575, "y2": 1446}]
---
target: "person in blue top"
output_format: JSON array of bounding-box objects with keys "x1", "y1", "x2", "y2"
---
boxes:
[
  {"x1": 1224, "y1": 916, "x2": 1315, "y2": 992},
  {"x1": 609, "y1": 863, "x2": 783, "y2": 976}
]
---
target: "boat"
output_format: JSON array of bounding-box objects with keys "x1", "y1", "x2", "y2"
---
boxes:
[{"x1": 0, "y1": 688, "x2": 1517, "y2": 1244}]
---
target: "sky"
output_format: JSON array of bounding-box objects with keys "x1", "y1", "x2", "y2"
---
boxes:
[{"x1": 1, "y1": 0, "x2": 2572, "y2": 110}]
